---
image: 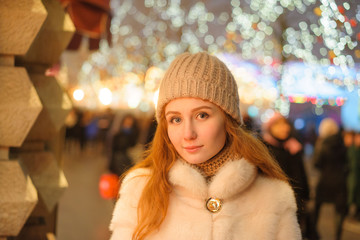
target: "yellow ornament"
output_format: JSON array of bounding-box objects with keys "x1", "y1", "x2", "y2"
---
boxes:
[{"x1": 314, "y1": 7, "x2": 322, "y2": 16}]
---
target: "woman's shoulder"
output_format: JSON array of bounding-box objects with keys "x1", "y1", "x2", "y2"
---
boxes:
[
  {"x1": 110, "y1": 168, "x2": 151, "y2": 232},
  {"x1": 256, "y1": 175, "x2": 293, "y2": 193},
  {"x1": 119, "y1": 167, "x2": 151, "y2": 195},
  {"x1": 123, "y1": 167, "x2": 151, "y2": 182},
  {"x1": 252, "y1": 175, "x2": 297, "y2": 208}
]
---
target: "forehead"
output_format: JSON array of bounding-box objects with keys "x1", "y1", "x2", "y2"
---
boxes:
[{"x1": 165, "y1": 97, "x2": 216, "y2": 111}]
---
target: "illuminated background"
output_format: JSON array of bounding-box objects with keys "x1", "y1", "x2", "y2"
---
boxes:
[{"x1": 57, "y1": 0, "x2": 360, "y2": 131}]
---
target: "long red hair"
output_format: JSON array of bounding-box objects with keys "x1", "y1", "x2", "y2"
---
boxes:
[{"x1": 124, "y1": 110, "x2": 287, "y2": 240}]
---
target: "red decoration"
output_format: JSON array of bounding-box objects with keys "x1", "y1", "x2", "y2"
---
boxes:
[
  {"x1": 60, "y1": 0, "x2": 110, "y2": 37},
  {"x1": 317, "y1": 36, "x2": 323, "y2": 43},
  {"x1": 350, "y1": 19, "x2": 357, "y2": 28},
  {"x1": 310, "y1": 97, "x2": 317, "y2": 105},
  {"x1": 357, "y1": 33, "x2": 360, "y2": 41},
  {"x1": 99, "y1": 173, "x2": 120, "y2": 200},
  {"x1": 336, "y1": 97, "x2": 345, "y2": 106},
  {"x1": 338, "y1": 5, "x2": 345, "y2": 14},
  {"x1": 59, "y1": 0, "x2": 112, "y2": 50}
]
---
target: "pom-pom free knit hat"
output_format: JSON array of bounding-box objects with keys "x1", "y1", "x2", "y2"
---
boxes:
[{"x1": 156, "y1": 52, "x2": 242, "y2": 125}]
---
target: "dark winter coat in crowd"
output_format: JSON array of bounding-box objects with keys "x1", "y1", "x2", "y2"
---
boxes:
[
  {"x1": 266, "y1": 143, "x2": 310, "y2": 209},
  {"x1": 347, "y1": 144, "x2": 360, "y2": 207},
  {"x1": 110, "y1": 115, "x2": 140, "y2": 176},
  {"x1": 313, "y1": 132, "x2": 348, "y2": 213},
  {"x1": 261, "y1": 113, "x2": 314, "y2": 238},
  {"x1": 262, "y1": 113, "x2": 310, "y2": 212}
]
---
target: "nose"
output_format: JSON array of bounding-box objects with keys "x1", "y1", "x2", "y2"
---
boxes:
[{"x1": 183, "y1": 120, "x2": 197, "y2": 140}]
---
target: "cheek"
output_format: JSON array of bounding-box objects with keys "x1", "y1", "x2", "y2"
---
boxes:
[
  {"x1": 167, "y1": 127, "x2": 179, "y2": 146},
  {"x1": 207, "y1": 122, "x2": 226, "y2": 145}
]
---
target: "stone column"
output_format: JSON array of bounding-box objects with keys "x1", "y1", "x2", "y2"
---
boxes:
[
  {"x1": 0, "y1": 0, "x2": 46, "y2": 237},
  {"x1": 14, "y1": 0, "x2": 75, "y2": 238},
  {"x1": 1, "y1": 0, "x2": 75, "y2": 239}
]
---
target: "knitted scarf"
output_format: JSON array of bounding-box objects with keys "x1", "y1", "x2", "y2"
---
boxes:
[{"x1": 194, "y1": 144, "x2": 234, "y2": 180}]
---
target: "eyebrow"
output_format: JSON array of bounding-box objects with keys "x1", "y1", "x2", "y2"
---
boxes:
[{"x1": 165, "y1": 105, "x2": 214, "y2": 117}]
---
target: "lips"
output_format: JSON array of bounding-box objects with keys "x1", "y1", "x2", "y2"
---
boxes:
[{"x1": 183, "y1": 145, "x2": 203, "y2": 153}]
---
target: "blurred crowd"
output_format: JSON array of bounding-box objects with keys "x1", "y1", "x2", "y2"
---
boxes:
[
  {"x1": 64, "y1": 107, "x2": 157, "y2": 168},
  {"x1": 250, "y1": 113, "x2": 360, "y2": 240},
  {"x1": 64, "y1": 108, "x2": 360, "y2": 240}
]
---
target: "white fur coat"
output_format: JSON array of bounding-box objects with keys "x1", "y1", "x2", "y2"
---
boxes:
[{"x1": 109, "y1": 158, "x2": 302, "y2": 240}]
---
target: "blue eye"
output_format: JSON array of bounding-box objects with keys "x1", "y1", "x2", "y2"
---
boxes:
[
  {"x1": 197, "y1": 112, "x2": 209, "y2": 119},
  {"x1": 170, "y1": 117, "x2": 181, "y2": 124}
]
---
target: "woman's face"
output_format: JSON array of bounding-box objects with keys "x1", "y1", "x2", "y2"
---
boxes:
[
  {"x1": 270, "y1": 118, "x2": 291, "y2": 140},
  {"x1": 165, "y1": 98, "x2": 226, "y2": 165}
]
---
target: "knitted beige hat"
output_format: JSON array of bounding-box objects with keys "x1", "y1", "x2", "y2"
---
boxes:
[{"x1": 156, "y1": 52, "x2": 242, "y2": 125}]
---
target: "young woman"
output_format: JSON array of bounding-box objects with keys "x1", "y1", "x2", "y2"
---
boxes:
[{"x1": 109, "y1": 52, "x2": 302, "y2": 240}]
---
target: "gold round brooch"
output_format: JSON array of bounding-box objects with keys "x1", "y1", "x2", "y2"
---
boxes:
[{"x1": 206, "y1": 197, "x2": 222, "y2": 213}]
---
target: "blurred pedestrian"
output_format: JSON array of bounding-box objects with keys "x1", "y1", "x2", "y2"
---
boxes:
[
  {"x1": 313, "y1": 118, "x2": 348, "y2": 240},
  {"x1": 64, "y1": 108, "x2": 81, "y2": 150},
  {"x1": 345, "y1": 131, "x2": 360, "y2": 220},
  {"x1": 109, "y1": 114, "x2": 140, "y2": 176},
  {"x1": 144, "y1": 115, "x2": 157, "y2": 150},
  {"x1": 97, "y1": 107, "x2": 115, "y2": 145},
  {"x1": 262, "y1": 112, "x2": 312, "y2": 238},
  {"x1": 242, "y1": 113, "x2": 254, "y2": 132}
]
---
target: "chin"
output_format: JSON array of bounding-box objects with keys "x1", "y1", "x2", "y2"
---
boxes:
[{"x1": 182, "y1": 156, "x2": 207, "y2": 165}]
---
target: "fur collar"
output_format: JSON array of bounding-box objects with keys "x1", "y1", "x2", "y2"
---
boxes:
[{"x1": 168, "y1": 158, "x2": 257, "y2": 200}]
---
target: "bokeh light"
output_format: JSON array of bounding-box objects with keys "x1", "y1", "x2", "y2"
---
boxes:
[
  {"x1": 73, "y1": 89, "x2": 84, "y2": 101},
  {"x1": 61, "y1": 0, "x2": 359, "y2": 117},
  {"x1": 99, "y1": 88, "x2": 112, "y2": 106}
]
